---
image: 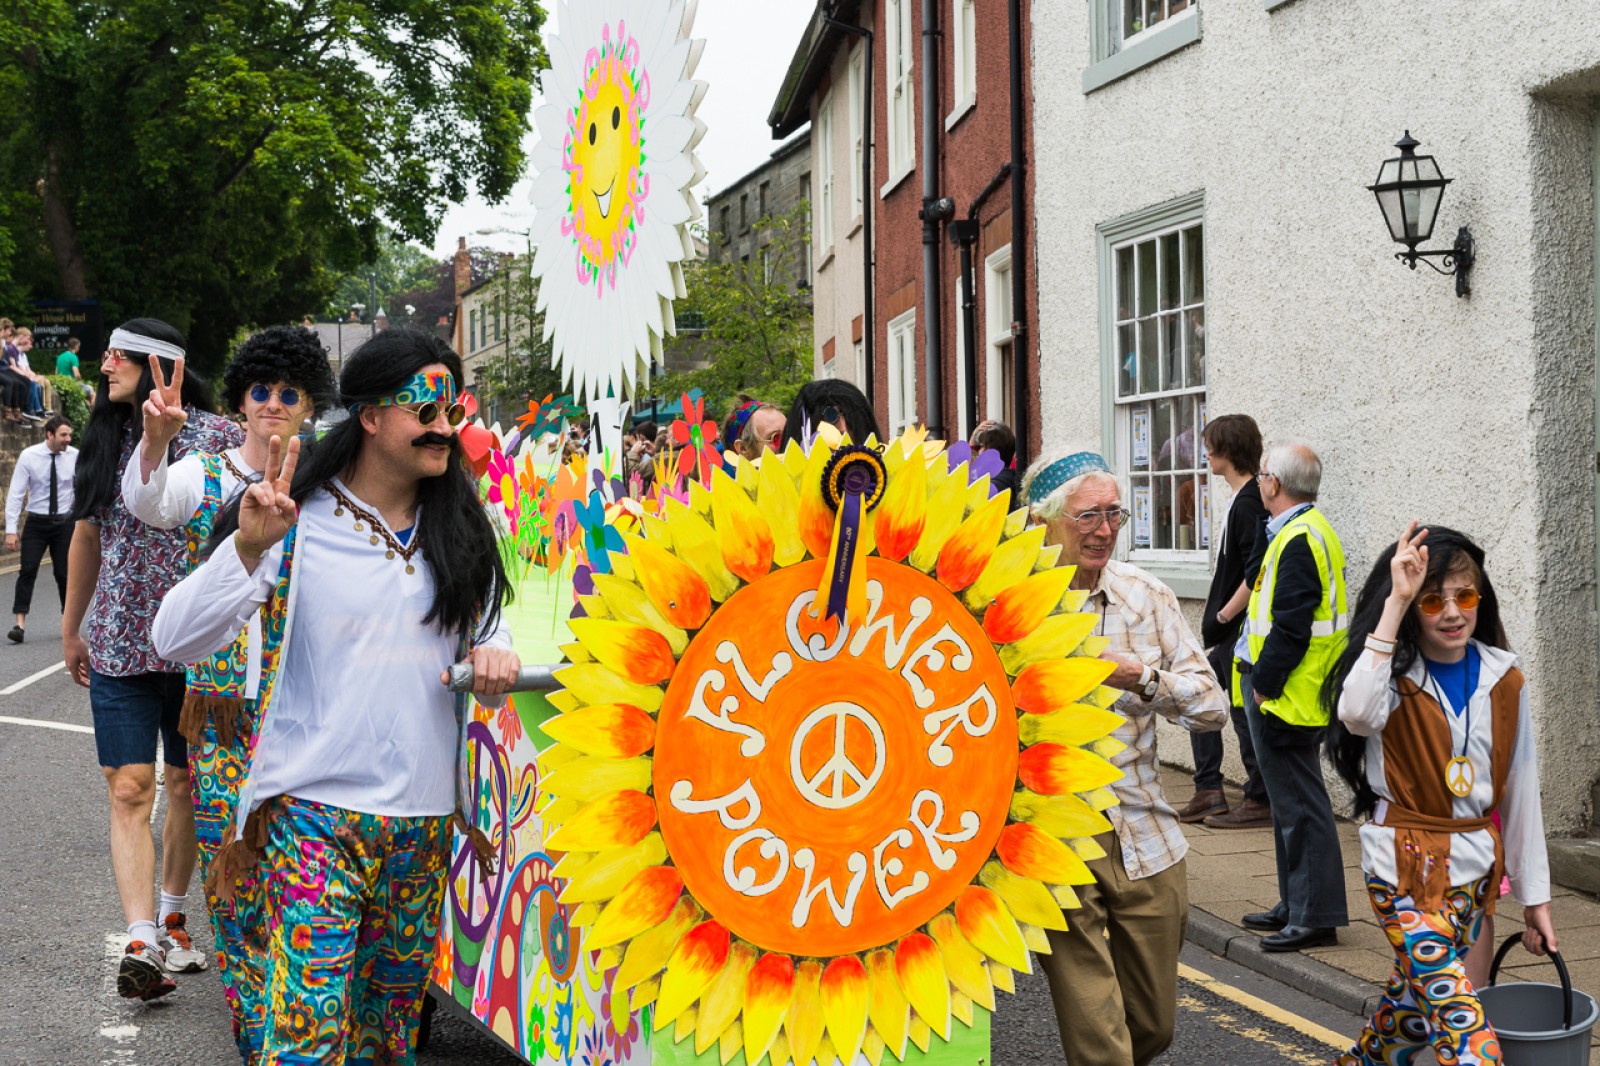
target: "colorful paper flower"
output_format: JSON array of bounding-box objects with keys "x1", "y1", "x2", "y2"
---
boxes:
[
  {"x1": 486, "y1": 451, "x2": 520, "y2": 533},
  {"x1": 669, "y1": 394, "x2": 720, "y2": 484}
]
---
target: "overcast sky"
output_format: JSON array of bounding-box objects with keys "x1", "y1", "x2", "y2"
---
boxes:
[{"x1": 430, "y1": 0, "x2": 815, "y2": 257}]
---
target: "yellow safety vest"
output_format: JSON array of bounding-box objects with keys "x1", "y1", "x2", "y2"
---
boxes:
[{"x1": 1245, "y1": 506, "x2": 1348, "y2": 727}]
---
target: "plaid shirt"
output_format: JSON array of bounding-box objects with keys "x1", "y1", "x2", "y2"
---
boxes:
[{"x1": 1088, "y1": 559, "x2": 1228, "y2": 879}]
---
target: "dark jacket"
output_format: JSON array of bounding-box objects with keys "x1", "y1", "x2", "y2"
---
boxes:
[{"x1": 1201, "y1": 478, "x2": 1267, "y2": 648}]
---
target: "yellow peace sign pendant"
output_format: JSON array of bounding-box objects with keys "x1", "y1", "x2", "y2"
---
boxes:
[{"x1": 1445, "y1": 756, "x2": 1475, "y2": 798}]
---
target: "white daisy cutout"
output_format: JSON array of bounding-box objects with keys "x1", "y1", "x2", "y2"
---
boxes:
[{"x1": 528, "y1": 0, "x2": 708, "y2": 403}]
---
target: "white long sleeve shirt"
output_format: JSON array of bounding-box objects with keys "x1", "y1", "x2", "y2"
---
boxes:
[
  {"x1": 152, "y1": 483, "x2": 513, "y2": 818},
  {"x1": 1337, "y1": 640, "x2": 1550, "y2": 905},
  {"x1": 5, "y1": 442, "x2": 77, "y2": 531},
  {"x1": 121, "y1": 446, "x2": 255, "y2": 530}
]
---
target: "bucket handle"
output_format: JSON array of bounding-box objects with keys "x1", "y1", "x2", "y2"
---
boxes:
[{"x1": 1487, "y1": 932, "x2": 1573, "y2": 1031}]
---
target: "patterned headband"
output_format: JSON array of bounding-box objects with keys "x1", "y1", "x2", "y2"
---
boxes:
[
  {"x1": 1024, "y1": 451, "x2": 1112, "y2": 507},
  {"x1": 370, "y1": 370, "x2": 457, "y2": 409}
]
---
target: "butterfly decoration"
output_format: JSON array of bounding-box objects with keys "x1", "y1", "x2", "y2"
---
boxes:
[{"x1": 517, "y1": 392, "x2": 584, "y2": 439}]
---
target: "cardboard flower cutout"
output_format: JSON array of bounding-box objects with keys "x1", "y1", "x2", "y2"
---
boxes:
[
  {"x1": 537, "y1": 434, "x2": 1128, "y2": 1065},
  {"x1": 528, "y1": 0, "x2": 708, "y2": 402}
]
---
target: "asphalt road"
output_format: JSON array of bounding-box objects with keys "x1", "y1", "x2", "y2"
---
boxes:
[{"x1": 0, "y1": 565, "x2": 1372, "y2": 1065}]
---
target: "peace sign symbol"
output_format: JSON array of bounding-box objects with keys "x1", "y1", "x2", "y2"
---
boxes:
[
  {"x1": 790, "y1": 702, "x2": 886, "y2": 810},
  {"x1": 1445, "y1": 756, "x2": 1475, "y2": 798}
]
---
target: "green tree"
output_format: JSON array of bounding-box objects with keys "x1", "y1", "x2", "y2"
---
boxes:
[
  {"x1": 653, "y1": 203, "x2": 815, "y2": 417},
  {"x1": 1, "y1": 0, "x2": 546, "y2": 373}
]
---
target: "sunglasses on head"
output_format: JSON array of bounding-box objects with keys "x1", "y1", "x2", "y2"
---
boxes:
[
  {"x1": 392, "y1": 400, "x2": 468, "y2": 428},
  {"x1": 249, "y1": 384, "x2": 301, "y2": 407},
  {"x1": 1418, "y1": 587, "x2": 1480, "y2": 615}
]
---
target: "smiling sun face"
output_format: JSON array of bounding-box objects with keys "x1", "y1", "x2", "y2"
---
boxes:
[{"x1": 566, "y1": 41, "x2": 644, "y2": 282}]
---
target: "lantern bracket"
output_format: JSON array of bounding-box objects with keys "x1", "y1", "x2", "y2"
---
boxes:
[{"x1": 1395, "y1": 225, "x2": 1474, "y2": 298}]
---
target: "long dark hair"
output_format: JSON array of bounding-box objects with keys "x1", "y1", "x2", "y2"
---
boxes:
[
  {"x1": 72, "y1": 318, "x2": 219, "y2": 520},
  {"x1": 210, "y1": 328, "x2": 508, "y2": 642},
  {"x1": 781, "y1": 379, "x2": 881, "y2": 448},
  {"x1": 1322, "y1": 525, "x2": 1508, "y2": 817}
]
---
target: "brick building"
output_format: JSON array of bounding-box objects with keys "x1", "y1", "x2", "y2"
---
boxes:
[{"x1": 705, "y1": 130, "x2": 813, "y2": 291}]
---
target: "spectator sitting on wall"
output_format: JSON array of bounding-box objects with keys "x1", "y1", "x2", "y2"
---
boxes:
[
  {"x1": 0, "y1": 319, "x2": 33, "y2": 424},
  {"x1": 781, "y1": 379, "x2": 880, "y2": 449},
  {"x1": 10, "y1": 328, "x2": 48, "y2": 418},
  {"x1": 971, "y1": 419, "x2": 1018, "y2": 498}
]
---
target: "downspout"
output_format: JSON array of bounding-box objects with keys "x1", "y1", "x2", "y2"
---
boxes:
[
  {"x1": 1007, "y1": 0, "x2": 1030, "y2": 466},
  {"x1": 822, "y1": 5, "x2": 875, "y2": 409},
  {"x1": 951, "y1": 163, "x2": 1012, "y2": 436},
  {"x1": 918, "y1": 0, "x2": 946, "y2": 438}
]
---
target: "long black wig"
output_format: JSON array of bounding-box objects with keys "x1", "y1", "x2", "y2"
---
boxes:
[
  {"x1": 72, "y1": 317, "x2": 220, "y2": 521},
  {"x1": 780, "y1": 379, "x2": 881, "y2": 449},
  {"x1": 209, "y1": 328, "x2": 509, "y2": 643},
  {"x1": 1321, "y1": 525, "x2": 1508, "y2": 818}
]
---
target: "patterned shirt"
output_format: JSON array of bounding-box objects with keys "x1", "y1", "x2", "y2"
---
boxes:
[
  {"x1": 1088, "y1": 558, "x2": 1229, "y2": 879},
  {"x1": 85, "y1": 410, "x2": 243, "y2": 676}
]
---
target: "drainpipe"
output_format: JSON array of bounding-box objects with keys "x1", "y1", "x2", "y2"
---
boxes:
[
  {"x1": 918, "y1": 0, "x2": 948, "y2": 438},
  {"x1": 951, "y1": 163, "x2": 1012, "y2": 437},
  {"x1": 1007, "y1": 0, "x2": 1030, "y2": 466},
  {"x1": 823, "y1": 5, "x2": 875, "y2": 409}
]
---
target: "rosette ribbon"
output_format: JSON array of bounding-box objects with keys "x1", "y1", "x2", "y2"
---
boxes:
[{"x1": 813, "y1": 445, "x2": 887, "y2": 626}]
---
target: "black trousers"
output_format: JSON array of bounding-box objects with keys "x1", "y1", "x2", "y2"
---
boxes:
[
  {"x1": 13, "y1": 514, "x2": 72, "y2": 617},
  {"x1": 1241, "y1": 670, "x2": 1349, "y2": 929},
  {"x1": 1189, "y1": 703, "x2": 1268, "y2": 802}
]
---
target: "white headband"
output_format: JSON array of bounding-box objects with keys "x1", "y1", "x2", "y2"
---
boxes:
[{"x1": 108, "y1": 328, "x2": 185, "y2": 362}]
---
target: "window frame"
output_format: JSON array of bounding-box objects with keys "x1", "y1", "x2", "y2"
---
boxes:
[
  {"x1": 815, "y1": 92, "x2": 835, "y2": 254},
  {"x1": 1096, "y1": 190, "x2": 1210, "y2": 598},
  {"x1": 887, "y1": 308, "x2": 918, "y2": 436},
  {"x1": 953, "y1": 272, "x2": 970, "y2": 440},
  {"x1": 984, "y1": 244, "x2": 1014, "y2": 427},
  {"x1": 1083, "y1": 1, "x2": 1201, "y2": 95},
  {"x1": 947, "y1": 0, "x2": 977, "y2": 128},
  {"x1": 883, "y1": 0, "x2": 916, "y2": 194},
  {"x1": 847, "y1": 46, "x2": 865, "y2": 220}
]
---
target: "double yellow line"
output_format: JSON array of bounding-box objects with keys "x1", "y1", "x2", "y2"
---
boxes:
[{"x1": 1178, "y1": 962, "x2": 1351, "y2": 1050}]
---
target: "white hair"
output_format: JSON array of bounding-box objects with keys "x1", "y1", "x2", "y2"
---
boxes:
[
  {"x1": 1020, "y1": 445, "x2": 1119, "y2": 520},
  {"x1": 1265, "y1": 438, "x2": 1322, "y2": 501}
]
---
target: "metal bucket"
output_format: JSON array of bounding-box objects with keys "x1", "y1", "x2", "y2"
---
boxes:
[{"x1": 1479, "y1": 933, "x2": 1599, "y2": 1066}]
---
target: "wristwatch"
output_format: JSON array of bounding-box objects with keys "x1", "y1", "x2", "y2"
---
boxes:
[{"x1": 1138, "y1": 664, "x2": 1160, "y2": 701}]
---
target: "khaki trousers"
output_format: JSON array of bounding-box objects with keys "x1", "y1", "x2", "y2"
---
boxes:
[{"x1": 1037, "y1": 833, "x2": 1189, "y2": 1066}]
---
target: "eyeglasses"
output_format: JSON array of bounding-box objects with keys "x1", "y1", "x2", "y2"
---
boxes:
[
  {"x1": 1418, "y1": 587, "x2": 1480, "y2": 615},
  {"x1": 392, "y1": 400, "x2": 468, "y2": 428},
  {"x1": 249, "y1": 384, "x2": 302, "y2": 408},
  {"x1": 1256, "y1": 470, "x2": 1277, "y2": 483},
  {"x1": 1063, "y1": 507, "x2": 1132, "y2": 533}
]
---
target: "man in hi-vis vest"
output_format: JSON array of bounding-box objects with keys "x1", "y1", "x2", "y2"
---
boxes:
[{"x1": 1237, "y1": 440, "x2": 1350, "y2": 952}]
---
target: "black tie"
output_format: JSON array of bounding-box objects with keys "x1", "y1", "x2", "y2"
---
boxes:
[{"x1": 48, "y1": 451, "x2": 58, "y2": 516}]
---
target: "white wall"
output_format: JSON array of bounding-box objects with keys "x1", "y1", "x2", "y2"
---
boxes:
[
  {"x1": 1030, "y1": 0, "x2": 1600, "y2": 832},
  {"x1": 812, "y1": 35, "x2": 871, "y2": 386}
]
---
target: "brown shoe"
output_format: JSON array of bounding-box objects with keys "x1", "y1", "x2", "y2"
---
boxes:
[
  {"x1": 1204, "y1": 798, "x2": 1272, "y2": 829},
  {"x1": 1178, "y1": 789, "x2": 1228, "y2": 823}
]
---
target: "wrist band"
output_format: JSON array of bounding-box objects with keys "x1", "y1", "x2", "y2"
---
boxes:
[{"x1": 1365, "y1": 635, "x2": 1396, "y2": 654}]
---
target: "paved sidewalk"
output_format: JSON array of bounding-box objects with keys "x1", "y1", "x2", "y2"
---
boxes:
[{"x1": 1165, "y1": 767, "x2": 1600, "y2": 1064}]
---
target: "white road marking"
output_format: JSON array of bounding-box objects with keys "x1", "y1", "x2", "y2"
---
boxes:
[
  {"x1": 0, "y1": 659, "x2": 66, "y2": 694},
  {"x1": 0, "y1": 714, "x2": 92, "y2": 734},
  {"x1": 99, "y1": 932, "x2": 138, "y2": 1063}
]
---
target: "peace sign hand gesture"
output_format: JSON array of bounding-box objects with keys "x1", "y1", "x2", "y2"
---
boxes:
[
  {"x1": 1388, "y1": 520, "x2": 1430, "y2": 607},
  {"x1": 140, "y1": 356, "x2": 189, "y2": 457},
  {"x1": 235, "y1": 435, "x2": 299, "y2": 568}
]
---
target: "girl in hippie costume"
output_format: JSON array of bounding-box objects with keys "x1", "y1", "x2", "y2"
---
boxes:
[{"x1": 1326, "y1": 522, "x2": 1557, "y2": 1066}]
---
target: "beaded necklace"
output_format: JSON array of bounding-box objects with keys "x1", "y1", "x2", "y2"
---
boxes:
[
  {"x1": 324, "y1": 480, "x2": 421, "y2": 574},
  {"x1": 222, "y1": 450, "x2": 256, "y2": 485}
]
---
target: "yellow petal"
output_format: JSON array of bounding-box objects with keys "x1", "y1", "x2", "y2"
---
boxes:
[
  {"x1": 586, "y1": 866, "x2": 684, "y2": 951},
  {"x1": 951, "y1": 991, "x2": 974, "y2": 1028},
  {"x1": 865, "y1": 948, "x2": 909, "y2": 1059},
  {"x1": 1011, "y1": 658, "x2": 1117, "y2": 715},
  {"x1": 711, "y1": 468, "x2": 775, "y2": 583},
  {"x1": 1019, "y1": 922, "x2": 1052, "y2": 953},
  {"x1": 1085, "y1": 785, "x2": 1119, "y2": 811},
  {"x1": 696, "y1": 940, "x2": 757, "y2": 1055},
  {"x1": 996, "y1": 822, "x2": 1097, "y2": 887},
  {"x1": 742, "y1": 953, "x2": 795, "y2": 1066},
  {"x1": 656, "y1": 920, "x2": 731, "y2": 1027},
  {"x1": 797, "y1": 440, "x2": 837, "y2": 561},
  {"x1": 554, "y1": 662, "x2": 663, "y2": 714},
  {"x1": 766, "y1": 1032, "x2": 793, "y2": 1066},
  {"x1": 978, "y1": 861, "x2": 1069, "y2": 930},
  {"x1": 544, "y1": 790, "x2": 656, "y2": 853},
  {"x1": 989, "y1": 961, "x2": 1016, "y2": 994},
  {"x1": 673, "y1": 1004, "x2": 698, "y2": 1043},
  {"x1": 820, "y1": 956, "x2": 870, "y2": 1063},
  {"x1": 614, "y1": 895, "x2": 700, "y2": 991},
  {"x1": 617, "y1": 531, "x2": 712, "y2": 630},
  {"x1": 719, "y1": 1019, "x2": 743, "y2": 1065},
  {"x1": 590, "y1": 573, "x2": 689, "y2": 655},
  {"x1": 873, "y1": 444, "x2": 928, "y2": 563},
  {"x1": 1017, "y1": 702, "x2": 1126, "y2": 749},
  {"x1": 863, "y1": 1028, "x2": 886, "y2": 1066},
  {"x1": 894, "y1": 934, "x2": 950, "y2": 1040},
  {"x1": 757, "y1": 448, "x2": 807, "y2": 566},
  {"x1": 963, "y1": 526, "x2": 1049, "y2": 611},
  {"x1": 955, "y1": 886, "x2": 1031, "y2": 972},
  {"x1": 981, "y1": 568, "x2": 1078, "y2": 644},
  {"x1": 1072, "y1": 836, "x2": 1108, "y2": 861},
  {"x1": 908, "y1": 462, "x2": 971, "y2": 572},
  {"x1": 1085, "y1": 683, "x2": 1122, "y2": 709},
  {"x1": 1009, "y1": 789, "x2": 1115, "y2": 839},
  {"x1": 662, "y1": 498, "x2": 741, "y2": 602},
  {"x1": 539, "y1": 755, "x2": 651, "y2": 805},
  {"x1": 1019, "y1": 742, "x2": 1124, "y2": 795},
  {"x1": 540, "y1": 703, "x2": 657, "y2": 758},
  {"x1": 908, "y1": 1015, "x2": 932, "y2": 1054},
  {"x1": 785, "y1": 959, "x2": 825, "y2": 1066},
  {"x1": 633, "y1": 974, "x2": 662, "y2": 1008},
  {"x1": 558, "y1": 832, "x2": 669, "y2": 903},
  {"x1": 998, "y1": 614, "x2": 1101, "y2": 674},
  {"x1": 1050, "y1": 884, "x2": 1082, "y2": 909},
  {"x1": 927, "y1": 911, "x2": 996, "y2": 1012},
  {"x1": 936, "y1": 492, "x2": 1010, "y2": 592}
]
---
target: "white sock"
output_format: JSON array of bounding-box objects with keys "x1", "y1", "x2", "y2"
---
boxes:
[
  {"x1": 129, "y1": 919, "x2": 159, "y2": 948},
  {"x1": 158, "y1": 892, "x2": 185, "y2": 925}
]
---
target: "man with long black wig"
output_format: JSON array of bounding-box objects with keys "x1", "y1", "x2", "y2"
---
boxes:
[
  {"x1": 153, "y1": 329, "x2": 519, "y2": 1062},
  {"x1": 62, "y1": 317, "x2": 243, "y2": 1000}
]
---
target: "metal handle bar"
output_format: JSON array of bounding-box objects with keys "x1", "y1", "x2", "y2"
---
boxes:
[{"x1": 445, "y1": 663, "x2": 563, "y2": 694}]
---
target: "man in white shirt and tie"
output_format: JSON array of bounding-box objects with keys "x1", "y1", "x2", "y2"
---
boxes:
[{"x1": 5, "y1": 415, "x2": 77, "y2": 642}]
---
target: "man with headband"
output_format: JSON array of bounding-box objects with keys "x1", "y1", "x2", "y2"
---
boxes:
[
  {"x1": 121, "y1": 326, "x2": 334, "y2": 1057},
  {"x1": 153, "y1": 329, "x2": 518, "y2": 1062},
  {"x1": 1019, "y1": 448, "x2": 1226, "y2": 1066},
  {"x1": 62, "y1": 318, "x2": 243, "y2": 1000}
]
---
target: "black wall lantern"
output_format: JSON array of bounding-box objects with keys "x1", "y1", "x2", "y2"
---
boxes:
[{"x1": 1368, "y1": 131, "x2": 1475, "y2": 298}]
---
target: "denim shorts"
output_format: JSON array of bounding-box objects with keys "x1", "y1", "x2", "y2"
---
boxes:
[{"x1": 89, "y1": 669, "x2": 188, "y2": 769}]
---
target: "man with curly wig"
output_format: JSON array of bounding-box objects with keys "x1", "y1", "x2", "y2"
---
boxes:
[{"x1": 121, "y1": 325, "x2": 333, "y2": 1055}]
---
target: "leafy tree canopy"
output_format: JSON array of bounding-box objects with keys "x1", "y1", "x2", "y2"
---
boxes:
[{"x1": 0, "y1": 0, "x2": 546, "y2": 374}]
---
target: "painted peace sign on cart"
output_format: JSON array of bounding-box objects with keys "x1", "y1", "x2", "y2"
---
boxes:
[{"x1": 790, "y1": 702, "x2": 886, "y2": 810}]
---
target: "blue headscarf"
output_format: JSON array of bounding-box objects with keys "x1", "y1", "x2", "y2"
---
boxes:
[{"x1": 1024, "y1": 451, "x2": 1112, "y2": 507}]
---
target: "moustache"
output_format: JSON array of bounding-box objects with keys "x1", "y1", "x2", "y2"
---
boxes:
[{"x1": 412, "y1": 432, "x2": 460, "y2": 450}]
